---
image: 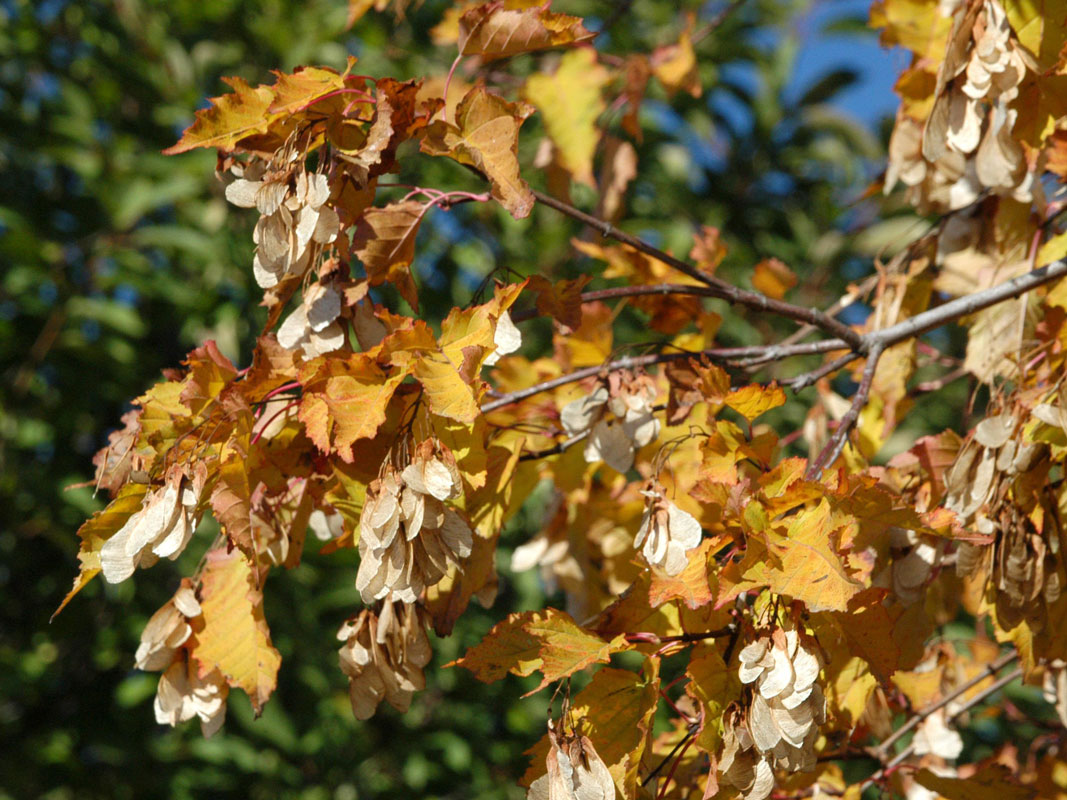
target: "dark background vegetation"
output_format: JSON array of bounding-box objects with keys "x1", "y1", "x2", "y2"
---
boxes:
[{"x1": 0, "y1": 1, "x2": 935, "y2": 797}]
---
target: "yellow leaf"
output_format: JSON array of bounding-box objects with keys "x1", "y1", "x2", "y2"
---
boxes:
[
  {"x1": 648, "y1": 539, "x2": 719, "y2": 609},
  {"x1": 53, "y1": 483, "x2": 150, "y2": 618},
  {"x1": 685, "y1": 644, "x2": 738, "y2": 752},
  {"x1": 413, "y1": 352, "x2": 481, "y2": 423},
  {"x1": 651, "y1": 28, "x2": 701, "y2": 98},
  {"x1": 751, "y1": 257, "x2": 797, "y2": 300},
  {"x1": 521, "y1": 665, "x2": 659, "y2": 796},
  {"x1": 421, "y1": 87, "x2": 535, "y2": 218},
  {"x1": 871, "y1": 0, "x2": 952, "y2": 64},
  {"x1": 1005, "y1": 0, "x2": 1067, "y2": 71},
  {"x1": 523, "y1": 48, "x2": 609, "y2": 187},
  {"x1": 724, "y1": 382, "x2": 787, "y2": 422},
  {"x1": 1038, "y1": 230, "x2": 1067, "y2": 268},
  {"x1": 191, "y1": 548, "x2": 281, "y2": 713},
  {"x1": 450, "y1": 607, "x2": 629, "y2": 693},
  {"x1": 458, "y1": 3, "x2": 595, "y2": 60},
  {"x1": 163, "y1": 77, "x2": 276, "y2": 155}
]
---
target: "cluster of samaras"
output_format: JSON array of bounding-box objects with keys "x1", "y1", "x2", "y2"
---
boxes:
[{"x1": 62, "y1": 0, "x2": 1067, "y2": 797}]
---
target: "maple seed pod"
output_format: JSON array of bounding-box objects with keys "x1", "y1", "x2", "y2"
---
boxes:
[
  {"x1": 559, "y1": 370, "x2": 661, "y2": 473},
  {"x1": 355, "y1": 441, "x2": 473, "y2": 604},
  {"x1": 134, "y1": 581, "x2": 202, "y2": 672},
  {"x1": 99, "y1": 475, "x2": 202, "y2": 584},
  {"x1": 527, "y1": 722, "x2": 614, "y2": 800},
  {"x1": 154, "y1": 659, "x2": 229, "y2": 738},
  {"x1": 634, "y1": 483, "x2": 702, "y2": 576},
  {"x1": 337, "y1": 601, "x2": 432, "y2": 720}
]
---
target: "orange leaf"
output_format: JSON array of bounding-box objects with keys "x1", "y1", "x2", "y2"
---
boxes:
[
  {"x1": 298, "y1": 354, "x2": 407, "y2": 461},
  {"x1": 209, "y1": 452, "x2": 257, "y2": 558},
  {"x1": 527, "y1": 275, "x2": 591, "y2": 331},
  {"x1": 450, "y1": 607, "x2": 629, "y2": 693},
  {"x1": 648, "y1": 539, "x2": 718, "y2": 609},
  {"x1": 457, "y1": 2, "x2": 595, "y2": 61},
  {"x1": 831, "y1": 589, "x2": 930, "y2": 683},
  {"x1": 421, "y1": 86, "x2": 535, "y2": 218},
  {"x1": 352, "y1": 201, "x2": 424, "y2": 311},
  {"x1": 190, "y1": 548, "x2": 281, "y2": 714},
  {"x1": 751, "y1": 258, "x2": 797, "y2": 300},
  {"x1": 724, "y1": 382, "x2": 786, "y2": 422}
]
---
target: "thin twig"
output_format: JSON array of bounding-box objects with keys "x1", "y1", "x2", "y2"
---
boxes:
[
  {"x1": 787, "y1": 351, "x2": 861, "y2": 391},
  {"x1": 860, "y1": 665, "x2": 1023, "y2": 792},
  {"x1": 531, "y1": 189, "x2": 864, "y2": 349},
  {"x1": 873, "y1": 650, "x2": 1018, "y2": 759},
  {"x1": 805, "y1": 342, "x2": 884, "y2": 478}
]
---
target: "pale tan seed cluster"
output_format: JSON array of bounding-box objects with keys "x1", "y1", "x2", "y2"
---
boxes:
[
  {"x1": 225, "y1": 159, "x2": 341, "y2": 289},
  {"x1": 100, "y1": 476, "x2": 201, "y2": 584},
  {"x1": 720, "y1": 629, "x2": 826, "y2": 800},
  {"x1": 885, "y1": 0, "x2": 1037, "y2": 212},
  {"x1": 949, "y1": 411, "x2": 1060, "y2": 632},
  {"x1": 560, "y1": 371, "x2": 659, "y2": 472},
  {"x1": 276, "y1": 281, "x2": 345, "y2": 358},
  {"x1": 527, "y1": 723, "x2": 614, "y2": 800},
  {"x1": 355, "y1": 441, "x2": 474, "y2": 605},
  {"x1": 634, "y1": 483, "x2": 702, "y2": 576},
  {"x1": 337, "y1": 601, "x2": 432, "y2": 719},
  {"x1": 135, "y1": 583, "x2": 229, "y2": 738}
]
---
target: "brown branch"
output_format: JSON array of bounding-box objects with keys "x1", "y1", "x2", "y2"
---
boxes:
[
  {"x1": 873, "y1": 650, "x2": 1018, "y2": 760},
  {"x1": 531, "y1": 189, "x2": 865, "y2": 349},
  {"x1": 787, "y1": 351, "x2": 861, "y2": 392},
  {"x1": 859, "y1": 663, "x2": 1023, "y2": 793},
  {"x1": 804, "y1": 342, "x2": 884, "y2": 479}
]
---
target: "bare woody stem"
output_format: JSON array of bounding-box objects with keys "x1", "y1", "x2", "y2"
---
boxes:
[
  {"x1": 530, "y1": 189, "x2": 865, "y2": 350},
  {"x1": 860, "y1": 663, "x2": 1023, "y2": 792},
  {"x1": 480, "y1": 343, "x2": 831, "y2": 415}
]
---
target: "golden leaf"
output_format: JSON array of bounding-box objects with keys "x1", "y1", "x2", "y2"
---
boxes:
[
  {"x1": 915, "y1": 764, "x2": 1034, "y2": 800},
  {"x1": 191, "y1": 548, "x2": 281, "y2": 714},
  {"x1": 724, "y1": 382, "x2": 787, "y2": 422},
  {"x1": 421, "y1": 86, "x2": 535, "y2": 218},
  {"x1": 523, "y1": 48, "x2": 610, "y2": 187},
  {"x1": 449, "y1": 607, "x2": 629, "y2": 693}
]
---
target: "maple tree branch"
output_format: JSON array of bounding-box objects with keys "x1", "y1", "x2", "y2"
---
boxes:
[
  {"x1": 483, "y1": 342, "x2": 843, "y2": 415},
  {"x1": 805, "y1": 342, "x2": 883, "y2": 479},
  {"x1": 867, "y1": 259, "x2": 1067, "y2": 349},
  {"x1": 530, "y1": 189, "x2": 865, "y2": 349},
  {"x1": 873, "y1": 650, "x2": 1018, "y2": 760},
  {"x1": 860, "y1": 663, "x2": 1024, "y2": 792},
  {"x1": 786, "y1": 351, "x2": 861, "y2": 392}
]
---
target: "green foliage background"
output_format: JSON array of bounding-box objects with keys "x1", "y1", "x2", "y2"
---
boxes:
[{"x1": 0, "y1": 1, "x2": 923, "y2": 797}]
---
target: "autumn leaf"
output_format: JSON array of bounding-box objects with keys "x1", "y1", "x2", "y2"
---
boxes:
[
  {"x1": 450, "y1": 607, "x2": 629, "y2": 693},
  {"x1": 526, "y1": 275, "x2": 591, "y2": 331},
  {"x1": 651, "y1": 25, "x2": 701, "y2": 98},
  {"x1": 421, "y1": 86, "x2": 535, "y2": 218},
  {"x1": 523, "y1": 47, "x2": 609, "y2": 187},
  {"x1": 190, "y1": 548, "x2": 281, "y2": 714},
  {"x1": 830, "y1": 590, "x2": 930, "y2": 683},
  {"x1": 412, "y1": 352, "x2": 482, "y2": 423},
  {"x1": 648, "y1": 539, "x2": 718, "y2": 609},
  {"x1": 685, "y1": 644, "x2": 737, "y2": 752},
  {"x1": 298, "y1": 354, "x2": 407, "y2": 461},
  {"x1": 724, "y1": 382, "x2": 787, "y2": 422},
  {"x1": 751, "y1": 258, "x2": 797, "y2": 300},
  {"x1": 163, "y1": 77, "x2": 277, "y2": 155},
  {"x1": 352, "y1": 201, "x2": 424, "y2": 310},
  {"x1": 457, "y1": 2, "x2": 595, "y2": 61},
  {"x1": 914, "y1": 765, "x2": 1034, "y2": 800},
  {"x1": 268, "y1": 62, "x2": 353, "y2": 116},
  {"x1": 209, "y1": 451, "x2": 257, "y2": 558},
  {"x1": 53, "y1": 482, "x2": 151, "y2": 618}
]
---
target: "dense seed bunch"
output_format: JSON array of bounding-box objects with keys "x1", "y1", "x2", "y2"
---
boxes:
[
  {"x1": 720, "y1": 628, "x2": 826, "y2": 800},
  {"x1": 634, "y1": 482, "x2": 702, "y2": 576},
  {"x1": 355, "y1": 441, "x2": 474, "y2": 604},
  {"x1": 337, "y1": 601, "x2": 432, "y2": 719},
  {"x1": 560, "y1": 370, "x2": 660, "y2": 472}
]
